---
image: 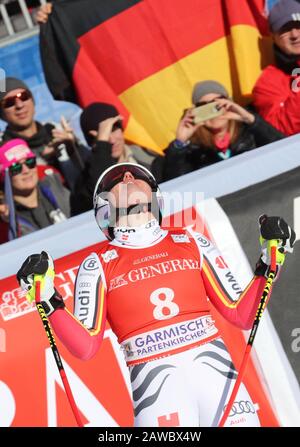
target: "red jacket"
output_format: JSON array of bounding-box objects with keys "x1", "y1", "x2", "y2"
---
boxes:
[{"x1": 253, "y1": 62, "x2": 300, "y2": 136}]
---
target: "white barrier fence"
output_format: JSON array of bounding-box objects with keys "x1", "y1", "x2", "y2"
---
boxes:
[
  {"x1": 0, "y1": 0, "x2": 46, "y2": 44},
  {"x1": 1, "y1": 134, "x2": 300, "y2": 426}
]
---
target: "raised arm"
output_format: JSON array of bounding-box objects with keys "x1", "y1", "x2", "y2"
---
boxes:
[
  {"x1": 194, "y1": 233, "x2": 266, "y2": 329},
  {"x1": 17, "y1": 251, "x2": 106, "y2": 360},
  {"x1": 200, "y1": 244, "x2": 266, "y2": 329},
  {"x1": 190, "y1": 216, "x2": 295, "y2": 329}
]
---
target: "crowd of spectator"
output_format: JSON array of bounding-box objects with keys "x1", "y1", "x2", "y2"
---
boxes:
[{"x1": 1, "y1": 0, "x2": 299, "y2": 244}]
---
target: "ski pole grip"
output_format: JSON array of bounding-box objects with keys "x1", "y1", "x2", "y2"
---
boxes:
[
  {"x1": 34, "y1": 276, "x2": 43, "y2": 304},
  {"x1": 268, "y1": 239, "x2": 278, "y2": 248},
  {"x1": 268, "y1": 239, "x2": 278, "y2": 272}
]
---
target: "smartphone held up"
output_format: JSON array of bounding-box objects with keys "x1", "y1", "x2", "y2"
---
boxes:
[{"x1": 191, "y1": 101, "x2": 224, "y2": 124}]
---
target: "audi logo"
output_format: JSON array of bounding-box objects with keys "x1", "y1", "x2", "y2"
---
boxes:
[
  {"x1": 224, "y1": 400, "x2": 256, "y2": 417},
  {"x1": 78, "y1": 282, "x2": 91, "y2": 288}
]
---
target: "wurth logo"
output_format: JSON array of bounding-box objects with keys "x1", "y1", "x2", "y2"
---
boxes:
[
  {"x1": 215, "y1": 256, "x2": 228, "y2": 269},
  {"x1": 225, "y1": 271, "x2": 242, "y2": 294}
]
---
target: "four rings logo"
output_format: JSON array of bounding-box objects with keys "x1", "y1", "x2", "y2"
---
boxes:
[
  {"x1": 78, "y1": 282, "x2": 91, "y2": 288},
  {"x1": 226, "y1": 400, "x2": 256, "y2": 417},
  {"x1": 83, "y1": 258, "x2": 99, "y2": 271}
]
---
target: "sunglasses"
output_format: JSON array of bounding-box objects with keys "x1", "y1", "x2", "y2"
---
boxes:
[
  {"x1": 195, "y1": 95, "x2": 227, "y2": 107},
  {"x1": 9, "y1": 157, "x2": 37, "y2": 176},
  {"x1": 112, "y1": 120, "x2": 123, "y2": 132},
  {"x1": 1, "y1": 90, "x2": 32, "y2": 109}
]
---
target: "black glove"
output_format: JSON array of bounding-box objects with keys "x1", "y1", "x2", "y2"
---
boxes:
[
  {"x1": 259, "y1": 215, "x2": 296, "y2": 252},
  {"x1": 17, "y1": 251, "x2": 50, "y2": 284},
  {"x1": 17, "y1": 251, "x2": 64, "y2": 316},
  {"x1": 255, "y1": 215, "x2": 296, "y2": 277}
]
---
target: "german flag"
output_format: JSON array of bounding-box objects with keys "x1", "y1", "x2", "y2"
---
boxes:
[{"x1": 40, "y1": 0, "x2": 272, "y2": 152}]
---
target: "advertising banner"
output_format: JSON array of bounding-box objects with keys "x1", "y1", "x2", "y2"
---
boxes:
[{"x1": 0, "y1": 206, "x2": 280, "y2": 426}]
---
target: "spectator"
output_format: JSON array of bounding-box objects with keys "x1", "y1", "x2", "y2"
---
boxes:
[
  {"x1": 253, "y1": 0, "x2": 300, "y2": 135},
  {"x1": 0, "y1": 77, "x2": 89, "y2": 190},
  {"x1": 162, "y1": 80, "x2": 284, "y2": 181},
  {"x1": 0, "y1": 139, "x2": 70, "y2": 243},
  {"x1": 71, "y1": 102, "x2": 162, "y2": 215}
]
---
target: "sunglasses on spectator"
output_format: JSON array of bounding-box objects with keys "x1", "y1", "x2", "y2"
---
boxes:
[
  {"x1": 112, "y1": 120, "x2": 123, "y2": 132},
  {"x1": 9, "y1": 157, "x2": 37, "y2": 176},
  {"x1": 1, "y1": 90, "x2": 32, "y2": 109},
  {"x1": 195, "y1": 95, "x2": 227, "y2": 107}
]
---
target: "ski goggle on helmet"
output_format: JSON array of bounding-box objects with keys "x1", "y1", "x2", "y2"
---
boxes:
[{"x1": 93, "y1": 163, "x2": 164, "y2": 240}]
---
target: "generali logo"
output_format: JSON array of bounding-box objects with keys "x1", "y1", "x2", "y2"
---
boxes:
[{"x1": 109, "y1": 258, "x2": 200, "y2": 290}]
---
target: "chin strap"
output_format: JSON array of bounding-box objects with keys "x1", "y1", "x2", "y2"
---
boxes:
[
  {"x1": 116, "y1": 202, "x2": 152, "y2": 218},
  {"x1": 107, "y1": 203, "x2": 152, "y2": 239}
]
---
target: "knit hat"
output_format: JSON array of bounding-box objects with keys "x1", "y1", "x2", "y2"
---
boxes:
[
  {"x1": 80, "y1": 102, "x2": 123, "y2": 146},
  {"x1": 0, "y1": 139, "x2": 35, "y2": 178},
  {"x1": 269, "y1": 0, "x2": 300, "y2": 33},
  {"x1": 0, "y1": 77, "x2": 31, "y2": 102},
  {"x1": 192, "y1": 80, "x2": 229, "y2": 105}
]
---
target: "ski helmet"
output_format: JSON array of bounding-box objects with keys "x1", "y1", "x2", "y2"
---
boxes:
[{"x1": 93, "y1": 163, "x2": 163, "y2": 240}]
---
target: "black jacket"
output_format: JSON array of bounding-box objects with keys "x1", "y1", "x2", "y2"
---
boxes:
[
  {"x1": 273, "y1": 43, "x2": 300, "y2": 74},
  {"x1": 162, "y1": 113, "x2": 284, "y2": 181}
]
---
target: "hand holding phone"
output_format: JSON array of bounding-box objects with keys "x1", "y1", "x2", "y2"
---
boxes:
[{"x1": 191, "y1": 101, "x2": 224, "y2": 123}]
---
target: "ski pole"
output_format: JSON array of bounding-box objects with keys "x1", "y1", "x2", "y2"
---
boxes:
[
  {"x1": 35, "y1": 278, "x2": 83, "y2": 427},
  {"x1": 218, "y1": 240, "x2": 278, "y2": 427}
]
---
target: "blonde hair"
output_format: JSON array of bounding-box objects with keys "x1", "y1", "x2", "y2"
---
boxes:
[{"x1": 191, "y1": 120, "x2": 241, "y2": 148}]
